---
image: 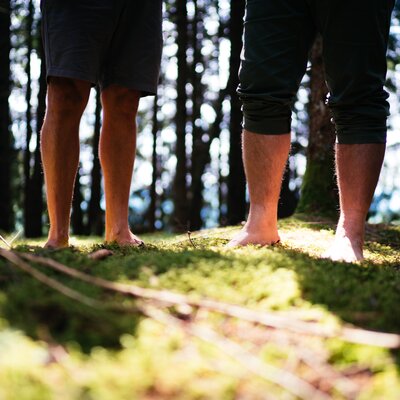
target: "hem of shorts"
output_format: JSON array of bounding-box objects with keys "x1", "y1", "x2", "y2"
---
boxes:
[
  {"x1": 243, "y1": 119, "x2": 291, "y2": 135},
  {"x1": 47, "y1": 67, "x2": 97, "y2": 86},
  {"x1": 336, "y1": 131, "x2": 387, "y2": 145},
  {"x1": 100, "y1": 79, "x2": 158, "y2": 97}
]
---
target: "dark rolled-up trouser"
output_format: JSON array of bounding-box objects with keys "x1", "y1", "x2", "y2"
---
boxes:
[{"x1": 238, "y1": 0, "x2": 395, "y2": 144}]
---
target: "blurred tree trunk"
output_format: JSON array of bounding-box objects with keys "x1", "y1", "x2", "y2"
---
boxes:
[
  {"x1": 27, "y1": 16, "x2": 46, "y2": 238},
  {"x1": 0, "y1": 0, "x2": 14, "y2": 232},
  {"x1": 186, "y1": 0, "x2": 245, "y2": 229},
  {"x1": 188, "y1": 0, "x2": 206, "y2": 231},
  {"x1": 296, "y1": 36, "x2": 339, "y2": 217},
  {"x1": 172, "y1": 0, "x2": 189, "y2": 231},
  {"x1": 87, "y1": 89, "x2": 103, "y2": 236},
  {"x1": 278, "y1": 163, "x2": 298, "y2": 218},
  {"x1": 23, "y1": 0, "x2": 38, "y2": 237},
  {"x1": 218, "y1": 140, "x2": 227, "y2": 226},
  {"x1": 226, "y1": 0, "x2": 246, "y2": 225},
  {"x1": 149, "y1": 95, "x2": 159, "y2": 231},
  {"x1": 71, "y1": 165, "x2": 85, "y2": 235}
]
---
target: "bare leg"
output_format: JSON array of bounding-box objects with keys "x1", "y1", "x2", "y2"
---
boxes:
[
  {"x1": 100, "y1": 85, "x2": 143, "y2": 246},
  {"x1": 228, "y1": 131, "x2": 291, "y2": 247},
  {"x1": 41, "y1": 78, "x2": 91, "y2": 248},
  {"x1": 326, "y1": 143, "x2": 385, "y2": 262}
]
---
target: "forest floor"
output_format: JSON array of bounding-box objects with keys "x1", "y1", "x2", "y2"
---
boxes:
[{"x1": 0, "y1": 215, "x2": 399, "y2": 400}]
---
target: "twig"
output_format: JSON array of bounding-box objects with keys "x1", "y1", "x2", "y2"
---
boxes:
[
  {"x1": 0, "y1": 235, "x2": 11, "y2": 249},
  {"x1": 141, "y1": 304, "x2": 331, "y2": 400},
  {"x1": 220, "y1": 320, "x2": 359, "y2": 398},
  {"x1": 187, "y1": 231, "x2": 197, "y2": 248},
  {"x1": 0, "y1": 248, "x2": 331, "y2": 399},
  {"x1": 9, "y1": 229, "x2": 23, "y2": 245},
  {"x1": 0, "y1": 249, "x2": 139, "y2": 315},
  {"x1": 12, "y1": 250, "x2": 400, "y2": 349},
  {"x1": 296, "y1": 346, "x2": 359, "y2": 398},
  {"x1": 171, "y1": 226, "x2": 239, "y2": 245},
  {"x1": 0, "y1": 249, "x2": 101, "y2": 309}
]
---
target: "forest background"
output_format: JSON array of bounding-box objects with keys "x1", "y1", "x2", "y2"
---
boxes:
[{"x1": 1, "y1": 0, "x2": 400, "y2": 239}]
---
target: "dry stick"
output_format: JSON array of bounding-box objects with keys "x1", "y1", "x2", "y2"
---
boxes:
[
  {"x1": 15, "y1": 251, "x2": 400, "y2": 349},
  {"x1": 222, "y1": 321, "x2": 359, "y2": 398},
  {"x1": 141, "y1": 304, "x2": 331, "y2": 400},
  {"x1": 297, "y1": 346, "x2": 359, "y2": 398},
  {"x1": 0, "y1": 249, "x2": 141, "y2": 315},
  {"x1": 0, "y1": 248, "x2": 329, "y2": 400},
  {"x1": 187, "y1": 231, "x2": 197, "y2": 248},
  {"x1": 0, "y1": 249, "x2": 101, "y2": 309},
  {"x1": 9, "y1": 229, "x2": 23, "y2": 245},
  {"x1": 0, "y1": 235, "x2": 11, "y2": 248}
]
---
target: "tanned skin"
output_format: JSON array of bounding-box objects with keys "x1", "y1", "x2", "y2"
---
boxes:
[
  {"x1": 228, "y1": 130, "x2": 385, "y2": 262},
  {"x1": 325, "y1": 143, "x2": 385, "y2": 262},
  {"x1": 41, "y1": 77, "x2": 143, "y2": 248},
  {"x1": 227, "y1": 131, "x2": 291, "y2": 247}
]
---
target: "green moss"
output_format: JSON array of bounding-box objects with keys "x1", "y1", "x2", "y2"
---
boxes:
[{"x1": 0, "y1": 217, "x2": 399, "y2": 399}]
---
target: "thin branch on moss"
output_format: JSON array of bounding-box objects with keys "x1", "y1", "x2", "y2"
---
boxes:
[
  {"x1": 0, "y1": 248, "x2": 331, "y2": 399},
  {"x1": 14, "y1": 250, "x2": 400, "y2": 349},
  {"x1": 9, "y1": 229, "x2": 23, "y2": 245},
  {"x1": 141, "y1": 304, "x2": 331, "y2": 400},
  {"x1": 187, "y1": 231, "x2": 197, "y2": 248},
  {"x1": 0, "y1": 249, "x2": 142, "y2": 315},
  {"x1": 0, "y1": 248, "x2": 101, "y2": 308},
  {"x1": 0, "y1": 234, "x2": 11, "y2": 248}
]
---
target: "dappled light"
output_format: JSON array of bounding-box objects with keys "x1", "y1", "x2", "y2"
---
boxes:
[{"x1": 1, "y1": 217, "x2": 399, "y2": 398}]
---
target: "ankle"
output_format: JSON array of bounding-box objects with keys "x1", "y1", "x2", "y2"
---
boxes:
[
  {"x1": 247, "y1": 204, "x2": 278, "y2": 228},
  {"x1": 336, "y1": 213, "x2": 366, "y2": 243},
  {"x1": 45, "y1": 235, "x2": 69, "y2": 248},
  {"x1": 338, "y1": 210, "x2": 366, "y2": 229},
  {"x1": 106, "y1": 225, "x2": 131, "y2": 240},
  {"x1": 48, "y1": 228, "x2": 69, "y2": 242}
]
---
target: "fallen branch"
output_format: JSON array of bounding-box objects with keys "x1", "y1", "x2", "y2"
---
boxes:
[
  {"x1": 12, "y1": 250, "x2": 400, "y2": 349},
  {"x1": 0, "y1": 248, "x2": 331, "y2": 398},
  {"x1": 0, "y1": 249, "x2": 140, "y2": 314},
  {"x1": 9, "y1": 229, "x2": 23, "y2": 246},
  {"x1": 141, "y1": 304, "x2": 331, "y2": 400},
  {"x1": 0, "y1": 235, "x2": 11, "y2": 248},
  {"x1": 0, "y1": 249, "x2": 101, "y2": 309},
  {"x1": 219, "y1": 320, "x2": 359, "y2": 398}
]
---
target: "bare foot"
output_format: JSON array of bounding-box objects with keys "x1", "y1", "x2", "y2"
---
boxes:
[
  {"x1": 324, "y1": 222, "x2": 364, "y2": 263},
  {"x1": 44, "y1": 237, "x2": 69, "y2": 249},
  {"x1": 105, "y1": 230, "x2": 144, "y2": 247},
  {"x1": 227, "y1": 224, "x2": 280, "y2": 247}
]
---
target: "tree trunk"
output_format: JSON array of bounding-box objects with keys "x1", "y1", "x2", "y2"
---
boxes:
[
  {"x1": 0, "y1": 0, "x2": 13, "y2": 232},
  {"x1": 296, "y1": 36, "x2": 339, "y2": 218},
  {"x1": 27, "y1": 15, "x2": 46, "y2": 238},
  {"x1": 87, "y1": 89, "x2": 103, "y2": 236},
  {"x1": 172, "y1": 0, "x2": 189, "y2": 231},
  {"x1": 23, "y1": 0, "x2": 36, "y2": 237},
  {"x1": 71, "y1": 165, "x2": 85, "y2": 235},
  {"x1": 227, "y1": 0, "x2": 246, "y2": 225},
  {"x1": 278, "y1": 163, "x2": 298, "y2": 219},
  {"x1": 188, "y1": 0, "x2": 206, "y2": 231},
  {"x1": 149, "y1": 95, "x2": 159, "y2": 232}
]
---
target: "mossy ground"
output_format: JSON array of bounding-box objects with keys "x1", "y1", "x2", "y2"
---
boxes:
[{"x1": 0, "y1": 216, "x2": 399, "y2": 399}]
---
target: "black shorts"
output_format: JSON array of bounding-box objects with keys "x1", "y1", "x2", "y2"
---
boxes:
[{"x1": 41, "y1": 0, "x2": 163, "y2": 96}]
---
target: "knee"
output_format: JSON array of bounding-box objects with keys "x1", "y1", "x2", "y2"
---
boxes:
[
  {"x1": 47, "y1": 77, "x2": 90, "y2": 116},
  {"x1": 101, "y1": 86, "x2": 140, "y2": 118}
]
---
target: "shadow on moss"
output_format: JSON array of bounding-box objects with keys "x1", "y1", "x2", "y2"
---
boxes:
[{"x1": 0, "y1": 224, "x2": 399, "y2": 359}]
